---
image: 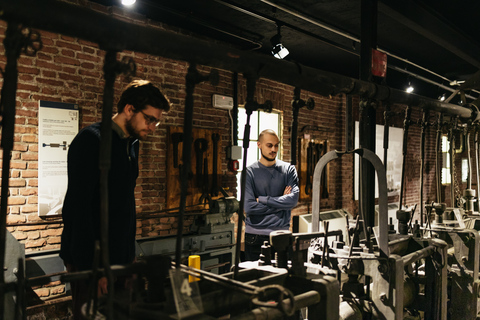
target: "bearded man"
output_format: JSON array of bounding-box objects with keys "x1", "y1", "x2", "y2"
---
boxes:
[
  {"x1": 60, "y1": 80, "x2": 170, "y2": 319},
  {"x1": 243, "y1": 129, "x2": 299, "y2": 261}
]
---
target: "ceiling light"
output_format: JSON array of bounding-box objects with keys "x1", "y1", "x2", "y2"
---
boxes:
[
  {"x1": 270, "y1": 25, "x2": 289, "y2": 59},
  {"x1": 121, "y1": 0, "x2": 136, "y2": 6},
  {"x1": 406, "y1": 83, "x2": 414, "y2": 93}
]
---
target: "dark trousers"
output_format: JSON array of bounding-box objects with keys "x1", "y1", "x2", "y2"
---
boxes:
[
  {"x1": 66, "y1": 264, "x2": 130, "y2": 320},
  {"x1": 244, "y1": 233, "x2": 272, "y2": 261}
]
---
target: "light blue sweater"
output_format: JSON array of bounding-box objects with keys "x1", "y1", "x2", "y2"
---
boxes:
[{"x1": 244, "y1": 159, "x2": 299, "y2": 235}]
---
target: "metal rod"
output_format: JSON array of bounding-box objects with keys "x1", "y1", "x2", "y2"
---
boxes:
[
  {"x1": 0, "y1": 0, "x2": 477, "y2": 119},
  {"x1": 234, "y1": 75, "x2": 257, "y2": 279},
  {"x1": 176, "y1": 63, "x2": 198, "y2": 267}
]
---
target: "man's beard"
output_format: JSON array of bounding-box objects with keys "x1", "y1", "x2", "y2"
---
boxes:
[
  {"x1": 261, "y1": 150, "x2": 276, "y2": 162},
  {"x1": 126, "y1": 119, "x2": 143, "y2": 140}
]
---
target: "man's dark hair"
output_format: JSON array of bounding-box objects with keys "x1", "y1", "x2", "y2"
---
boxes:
[{"x1": 117, "y1": 80, "x2": 171, "y2": 113}]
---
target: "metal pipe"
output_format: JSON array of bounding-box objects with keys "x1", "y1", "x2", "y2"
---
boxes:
[
  {"x1": 98, "y1": 49, "x2": 118, "y2": 319},
  {"x1": 291, "y1": 87, "x2": 301, "y2": 165},
  {"x1": 466, "y1": 130, "x2": 472, "y2": 189},
  {"x1": 419, "y1": 110, "x2": 429, "y2": 225},
  {"x1": 402, "y1": 245, "x2": 435, "y2": 266},
  {"x1": 435, "y1": 114, "x2": 443, "y2": 203},
  {"x1": 476, "y1": 128, "x2": 480, "y2": 201},
  {"x1": 234, "y1": 75, "x2": 257, "y2": 279},
  {"x1": 399, "y1": 107, "x2": 411, "y2": 209},
  {"x1": 0, "y1": 21, "x2": 24, "y2": 317},
  {"x1": 0, "y1": 0, "x2": 477, "y2": 119},
  {"x1": 449, "y1": 126, "x2": 456, "y2": 207},
  {"x1": 176, "y1": 64, "x2": 198, "y2": 267}
]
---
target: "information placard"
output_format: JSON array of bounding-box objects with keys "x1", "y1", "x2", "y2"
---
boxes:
[{"x1": 38, "y1": 101, "x2": 79, "y2": 216}]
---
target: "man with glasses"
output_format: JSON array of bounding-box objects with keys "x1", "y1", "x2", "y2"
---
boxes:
[{"x1": 60, "y1": 80, "x2": 170, "y2": 319}]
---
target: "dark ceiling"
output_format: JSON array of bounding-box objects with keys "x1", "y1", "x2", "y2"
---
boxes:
[{"x1": 91, "y1": 0, "x2": 480, "y2": 104}]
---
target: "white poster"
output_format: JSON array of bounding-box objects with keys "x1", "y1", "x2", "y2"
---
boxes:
[
  {"x1": 354, "y1": 121, "x2": 404, "y2": 200},
  {"x1": 38, "y1": 101, "x2": 79, "y2": 216}
]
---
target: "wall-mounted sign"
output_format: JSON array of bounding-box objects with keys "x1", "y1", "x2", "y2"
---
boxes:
[{"x1": 38, "y1": 101, "x2": 79, "y2": 216}]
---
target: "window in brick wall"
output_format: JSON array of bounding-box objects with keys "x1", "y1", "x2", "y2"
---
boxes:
[{"x1": 236, "y1": 107, "x2": 281, "y2": 199}]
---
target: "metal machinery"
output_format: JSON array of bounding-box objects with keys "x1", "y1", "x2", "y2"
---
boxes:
[{"x1": 304, "y1": 149, "x2": 449, "y2": 320}]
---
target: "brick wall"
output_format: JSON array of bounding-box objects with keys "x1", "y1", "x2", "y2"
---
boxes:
[{"x1": 0, "y1": 0, "x2": 467, "y2": 309}]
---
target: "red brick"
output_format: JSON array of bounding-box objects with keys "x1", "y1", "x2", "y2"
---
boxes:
[
  {"x1": 21, "y1": 205, "x2": 38, "y2": 213},
  {"x1": 6, "y1": 215, "x2": 26, "y2": 224},
  {"x1": 16, "y1": 225, "x2": 47, "y2": 231},
  {"x1": 7, "y1": 197, "x2": 25, "y2": 205},
  {"x1": 53, "y1": 56, "x2": 80, "y2": 66},
  {"x1": 21, "y1": 170, "x2": 37, "y2": 178}
]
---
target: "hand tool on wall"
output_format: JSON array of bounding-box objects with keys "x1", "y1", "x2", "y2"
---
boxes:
[
  {"x1": 171, "y1": 132, "x2": 183, "y2": 168},
  {"x1": 194, "y1": 138, "x2": 208, "y2": 187},
  {"x1": 291, "y1": 87, "x2": 314, "y2": 165},
  {"x1": 321, "y1": 140, "x2": 329, "y2": 199},
  {"x1": 305, "y1": 141, "x2": 313, "y2": 195},
  {"x1": 211, "y1": 133, "x2": 220, "y2": 197},
  {"x1": 314, "y1": 142, "x2": 323, "y2": 165},
  {"x1": 199, "y1": 158, "x2": 211, "y2": 204}
]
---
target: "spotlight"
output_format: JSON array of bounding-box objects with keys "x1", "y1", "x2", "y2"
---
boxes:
[
  {"x1": 121, "y1": 0, "x2": 135, "y2": 6},
  {"x1": 405, "y1": 82, "x2": 414, "y2": 93},
  {"x1": 270, "y1": 25, "x2": 289, "y2": 59},
  {"x1": 438, "y1": 93, "x2": 446, "y2": 101}
]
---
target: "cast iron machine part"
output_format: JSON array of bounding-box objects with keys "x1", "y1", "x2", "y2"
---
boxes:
[
  {"x1": 291, "y1": 87, "x2": 314, "y2": 165},
  {"x1": 234, "y1": 74, "x2": 273, "y2": 279},
  {"x1": 194, "y1": 138, "x2": 208, "y2": 188},
  {"x1": 211, "y1": 133, "x2": 220, "y2": 197},
  {"x1": 199, "y1": 158, "x2": 211, "y2": 205}
]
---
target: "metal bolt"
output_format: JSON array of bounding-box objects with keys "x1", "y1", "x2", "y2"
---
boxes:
[{"x1": 380, "y1": 293, "x2": 387, "y2": 302}]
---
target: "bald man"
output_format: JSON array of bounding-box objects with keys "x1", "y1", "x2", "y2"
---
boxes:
[{"x1": 243, "y1": 129, "x2": 299, "y2": 261}]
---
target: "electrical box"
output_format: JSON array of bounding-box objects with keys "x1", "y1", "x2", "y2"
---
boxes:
[
  {"x1": 212, "y1": 94, "x2": 234, "y2": 110},
  {"x1": 227, "y1": 145, "x2": 242, "y2": 160}
]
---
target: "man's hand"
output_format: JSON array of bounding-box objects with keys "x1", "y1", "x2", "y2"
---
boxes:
[
  {"x1": 283, "y1": 186, "x2": 292, "y2": 195},
  {"x1": 98, "y1": 277, "x2": 108, "y2": 296}
]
